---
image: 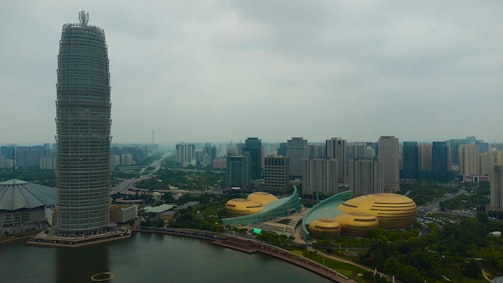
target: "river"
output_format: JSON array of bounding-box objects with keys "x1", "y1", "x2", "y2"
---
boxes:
[{"x1": 0, "y1": 232, "x2": 330, "y2": 283}]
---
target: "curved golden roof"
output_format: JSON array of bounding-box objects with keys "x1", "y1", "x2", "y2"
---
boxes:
[
  {"x1": 225, "y1": 199, "x2": 264, "y2": 217},
  {"x1": 247, "y1": 192, "x2": 279, "y2": 205},
  {"x1": 338, "y1": 193, "x2": 417, "y2": 229},
  {"x1": 308, "y1": 218, "x2": 341, "y2": 238},
  {"x1": 334, "y1": 212, "x2": 379, "y2": 237}
]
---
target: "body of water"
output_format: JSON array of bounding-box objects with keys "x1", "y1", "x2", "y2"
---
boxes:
[{"x1": 0, "y1": 233, "x2": 330, "y2": 283}]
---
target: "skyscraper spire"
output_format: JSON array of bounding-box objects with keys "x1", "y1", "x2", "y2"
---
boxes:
[{"x1": 79, "y1": 11, "x2": 89, "y2": 26}]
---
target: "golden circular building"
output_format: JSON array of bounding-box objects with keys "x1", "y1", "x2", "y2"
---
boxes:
[
  {"x1": 308, "y1": 218, "x2": 341, "y2": 239},
  {"x1": 334, "y1": 212, "x2": 379, "y2": 237},
  {"x1": 225, "y1": 199, "x2": 264, "y2": 217},
  {"x1": 247, "y1": 192, "x2": 278, "y2": 205},
  {"x1": 338, "y1": 193, "x2": 417, "y2": 229}
]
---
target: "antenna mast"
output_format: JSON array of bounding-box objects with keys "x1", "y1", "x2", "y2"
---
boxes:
[{"x1": 79, "y1": 11, "x2": 89, "y2": 26}]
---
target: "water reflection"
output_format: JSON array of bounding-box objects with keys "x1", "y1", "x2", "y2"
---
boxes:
[{"x1": 56, "y1": 244, "x2": 109, "y2": 283}]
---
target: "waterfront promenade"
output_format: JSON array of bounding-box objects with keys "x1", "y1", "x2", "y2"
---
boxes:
[{"x1": 135, "y1": 227, "x2": 357, "y2": 283}]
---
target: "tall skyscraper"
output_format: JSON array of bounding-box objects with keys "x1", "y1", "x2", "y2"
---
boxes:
[
  {"x1": 302, "y1": 158, "x2": 338, "y2": 197},
  {"x1": 263, "y1": 156, "x2": 289, "y2": 193},
  {"x1": 326, "y1": 138, "x2": 347, "y2": 183},
  {"x1": 432, "y1": 141, "x2": 449, "y2": 180},
  {"x1": 287, "y1": 137, "x2": 308, "y2": 177},
  {"x1": 56, "y1": 12, "x2": 111, "y2": 234},
  {"x1": 225, "y1": 155, "x2": 250, "y2": 189},
  {"x1": 418, "y1": 143, "x2": 432, "y2": 173},
  {"x1": 349, "y1": 159, "x2": 383, "y2": 196},
  {"x1": 378, "y1": 136, "x2": 400, "y2": 192},
  {"x1": 402, "y1": 142, "x2": 418, "y2": 179},
  {"x1": 243, "y1": 137, "x2": 262, "y2": 180},
  {"x1": 489, "y1": 164, "x2": 503, "y2": 212}
]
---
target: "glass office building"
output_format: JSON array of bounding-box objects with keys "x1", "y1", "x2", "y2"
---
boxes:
[{"x1": 55, "y1": 12, "x2": 111, "y2": 233}]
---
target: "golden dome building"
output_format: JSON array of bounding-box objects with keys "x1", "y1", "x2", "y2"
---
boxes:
[
  {"x1": 338, "y1": 193, "x2": 417, "y2": 229},
  {"x1": 333, "y1": 212, "x2": 379, "y2": 237},
  {"x1": 308, "y1": 218, "x2": 341, "y2": 239},
  {"x1": 222, "y1": 187, "x2": 301, "y2": 226}
]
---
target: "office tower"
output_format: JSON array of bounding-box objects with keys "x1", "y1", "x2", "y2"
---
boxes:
[
  {"x1": 287, "y1": 137, "x2": 308, "y2": 177},
  {"x1": 56, "y1": 12, "x2": 111, "y2": 233},
  {"x1": 309, "y1": 143, "x2": 325, "y2": 158},
  {"x1": 202, "y1": 144, "x2": 217, "y2": 166},
  {"x1": 243, "y1": 137, "x2": 262, "y2": 180},
  {"x1": 326, "y1": 138, "x2": 347, "y2": 183},
  {"x1": 402, "y1": 142, "x2": 418, "y2": 179},
  {"x1": 476, "y1": 140, "x2": 489, "y2": 153},
  {"x1": 302, "y1": 158, "x2": 338, "y2": 197},
  {"x1": 378, "y1": 136, "x2": 400, "y2": 192},
  {"x1": 448, "y1": 139, "x2": 466, "y2": 170},
  {"x1": 418, "y1": 143, "x2": 432, "y2": 173},
  {"x1": 489, "y1": 164, "x2": 503, "y2": 212},
  {"x1": 176, "y1": 143, "x2": 195, "y2": 167},
  {"x1": 263, "y1": 156, "x2": 289, "y2": 193},
  {"x1": 458, "y1": 144, "x2": 480, "y2": 176},
  {"x1": 432, "y1": 141, "x2": 449, "y2": 180},
  {"x1": 349, "y1": 159, "x2": 384, "y2": 196},
  {"x1": 225, "y1": 155, "x2": 250, "y2": 189}
]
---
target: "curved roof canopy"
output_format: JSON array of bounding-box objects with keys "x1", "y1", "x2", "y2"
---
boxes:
[{"x1": 0, "y1": 179, "x2": 57, "y2": 211}]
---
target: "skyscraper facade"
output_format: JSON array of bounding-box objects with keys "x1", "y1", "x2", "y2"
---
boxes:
[
  {"x1": 263, "y1": 156, "x2": 289, "y2": 193},
  {"x1": 302, "y1": 158, "x2": 338, "y2": 197},
  {"x1": 349, "y1": 159, "x2": 383, "y2": 196},
  {"x1": 378, "y1": 136, "x2": 400, "y2": 192},
  {"x1": 225, "y1": 155, "x2": 250, "y2": 189},
  {"x1": 176, "y1": 143, "x2": 195, "y2": 167},
  {"x1": 458, "y1": 144, "x2": 480, "y2": 176},
  {"x1": 418, "y1": 143, "x2": 432, "y2": 173},
  {"x1": 326, "y1": 138, "x2": 347, "y2": 183},
  {"x1": 243, "y1": 137, "x2": 262, "y2": 180},
  {"x1": 287, "y1": 137, "x2": 308, "y2": 177},
  {"x1": 489, "y1": 164, "x2": 503, "y2": 212},
  {"x1": 432, "y1": 141, "x2": 449, "y2": 180},
  {"x1": 55, "y1": 12, "x2": 111, "y2": 233},
  {"x1": 402, "y1": 141, "x2": 418, "y2": 179}
]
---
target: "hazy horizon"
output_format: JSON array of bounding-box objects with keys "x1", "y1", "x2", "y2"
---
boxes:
[{"x1": 1, "y1": 1, "x2": 502, "y2": 144}]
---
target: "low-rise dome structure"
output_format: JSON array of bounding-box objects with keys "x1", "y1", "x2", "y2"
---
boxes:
[
  {"x1": 247, "y1": 192, "x2": 278, "y2": 205},
  {"x1": 334, "y1": 212, "x2": 379, "y2": 237},
  {"x1": 225, "y1": 199, "x2": 264, "y2": 217},
  {"x1": 308, "y1": 218, "x2": 341, "y2": 239},
  {"x1": 0, "y1": 179, "x2": 57, "y2": 227},
  {"x1": 338, "y1": 193, "x2": 417, "y2": 228}
]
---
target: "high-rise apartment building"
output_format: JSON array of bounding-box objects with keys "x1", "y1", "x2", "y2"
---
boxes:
[
  {"x1": 263, "y1": 156, "x2": 289, "y2": 193},
  {"x1": 225, "y1": 155, "x2": 250, "y2": 189},
  {"x1": 402, "y1": 142, "x2": 418, "y2": 179},
  {"x1": 243, "y1": 137, "x2": 262, "y2": 180},
  {"x1": 176, "y1": 143, "x2": 195, "y2": 167},
  {"x1": 309, "y1": 143, "x2": 325, "y2": 158},
  {"x1": 349, "y1": 159, "x2": 383, "y2": 196},
  {"x1": 489, "y1": 164, "x2": 503, "y2": 212},
  {"x1": 287, "y1": 137, "x2": 308, "y2": 177},
  {"x1": 56, "y1": 12, "x2": 111, "y2": 233},
  {"x1": 326, "y1": 138, "x2": 347, "y2": 183},
  {"x1": 302, "y1": 158, "x2": 338, "y2": 197},
  {"x1": 458, "y1": 144, "x2": 479, "y2": 176},
  {"x1": 378, "y1": 136, "x2": 400, "y2": 192},
  {"x1": 432, "y1": 141, "x2": 449, "y2": 180}
]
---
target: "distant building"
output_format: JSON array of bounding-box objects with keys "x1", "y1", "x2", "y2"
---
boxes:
[
  {"x1": 418, "y1": 143, "x2": 432, "y2": 173},
  {"x1": 349, "y1": 159, "x2": 384, "y2": 196},
  {"x1": 458, "y1": 144, "x2": 479, "y2": 176},
  {"x1": 263, "y1": 156, "x2": 289, "y2": 194},
  {"x1": 432, "y1": 141, "x2": 449, "y2": 180},
  {"x1": 212, "y1": 158, "x2": 227, "y2": 169},
  {"x1": 39, "y1": 156, "x2": 56, "y2": 170},
  {"x1": 121, "y1": 153, "x2": 134, "y2": 166},
  {"x1": 326, "y1": 138, "x2": 347, "y2": 183},
  {"x1": 402, "y1": 141, "x2": 418, "y2": 179},
  {"x1": 243, "y1": 138, "x2": 262, "y2": 180},
  {"x1": 302, "y1": 158, "x2": 338, "y2": 197},
  {"x1": 287, "y1": 137, "x2": 308, "y2": 177},
  {"x1": 176, "y1": 143, "x2": 195, "y2": 167},
  {"x1": 309, "y1": 143, "x2": 325, "y2": 158},
  {"x1": 226, "y1": 155, "x2": 251, "y2": 189},
  {"x1": 277, "y1": 143, "x2": 287, "y2": 157},
  {"x1": 378, "y1": 136, "x2": 400, "y2": 192}
]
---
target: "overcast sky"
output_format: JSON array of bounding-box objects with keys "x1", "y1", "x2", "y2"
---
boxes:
[{"x1": 0, "y1": 0, "x2": 502, "y2": 145}]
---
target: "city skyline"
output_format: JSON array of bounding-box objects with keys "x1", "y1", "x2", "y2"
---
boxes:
[{"x1": 1, "y1": 1, "x2": 502, "y2": 144}]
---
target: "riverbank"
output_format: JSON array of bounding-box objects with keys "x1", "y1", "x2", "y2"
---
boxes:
[
  {"x1": 134, "y1": 227, "x2": 357, "y2": 283},
  {"x1": 27, "y1": 229, "x2": 132, "y2": 248}
]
